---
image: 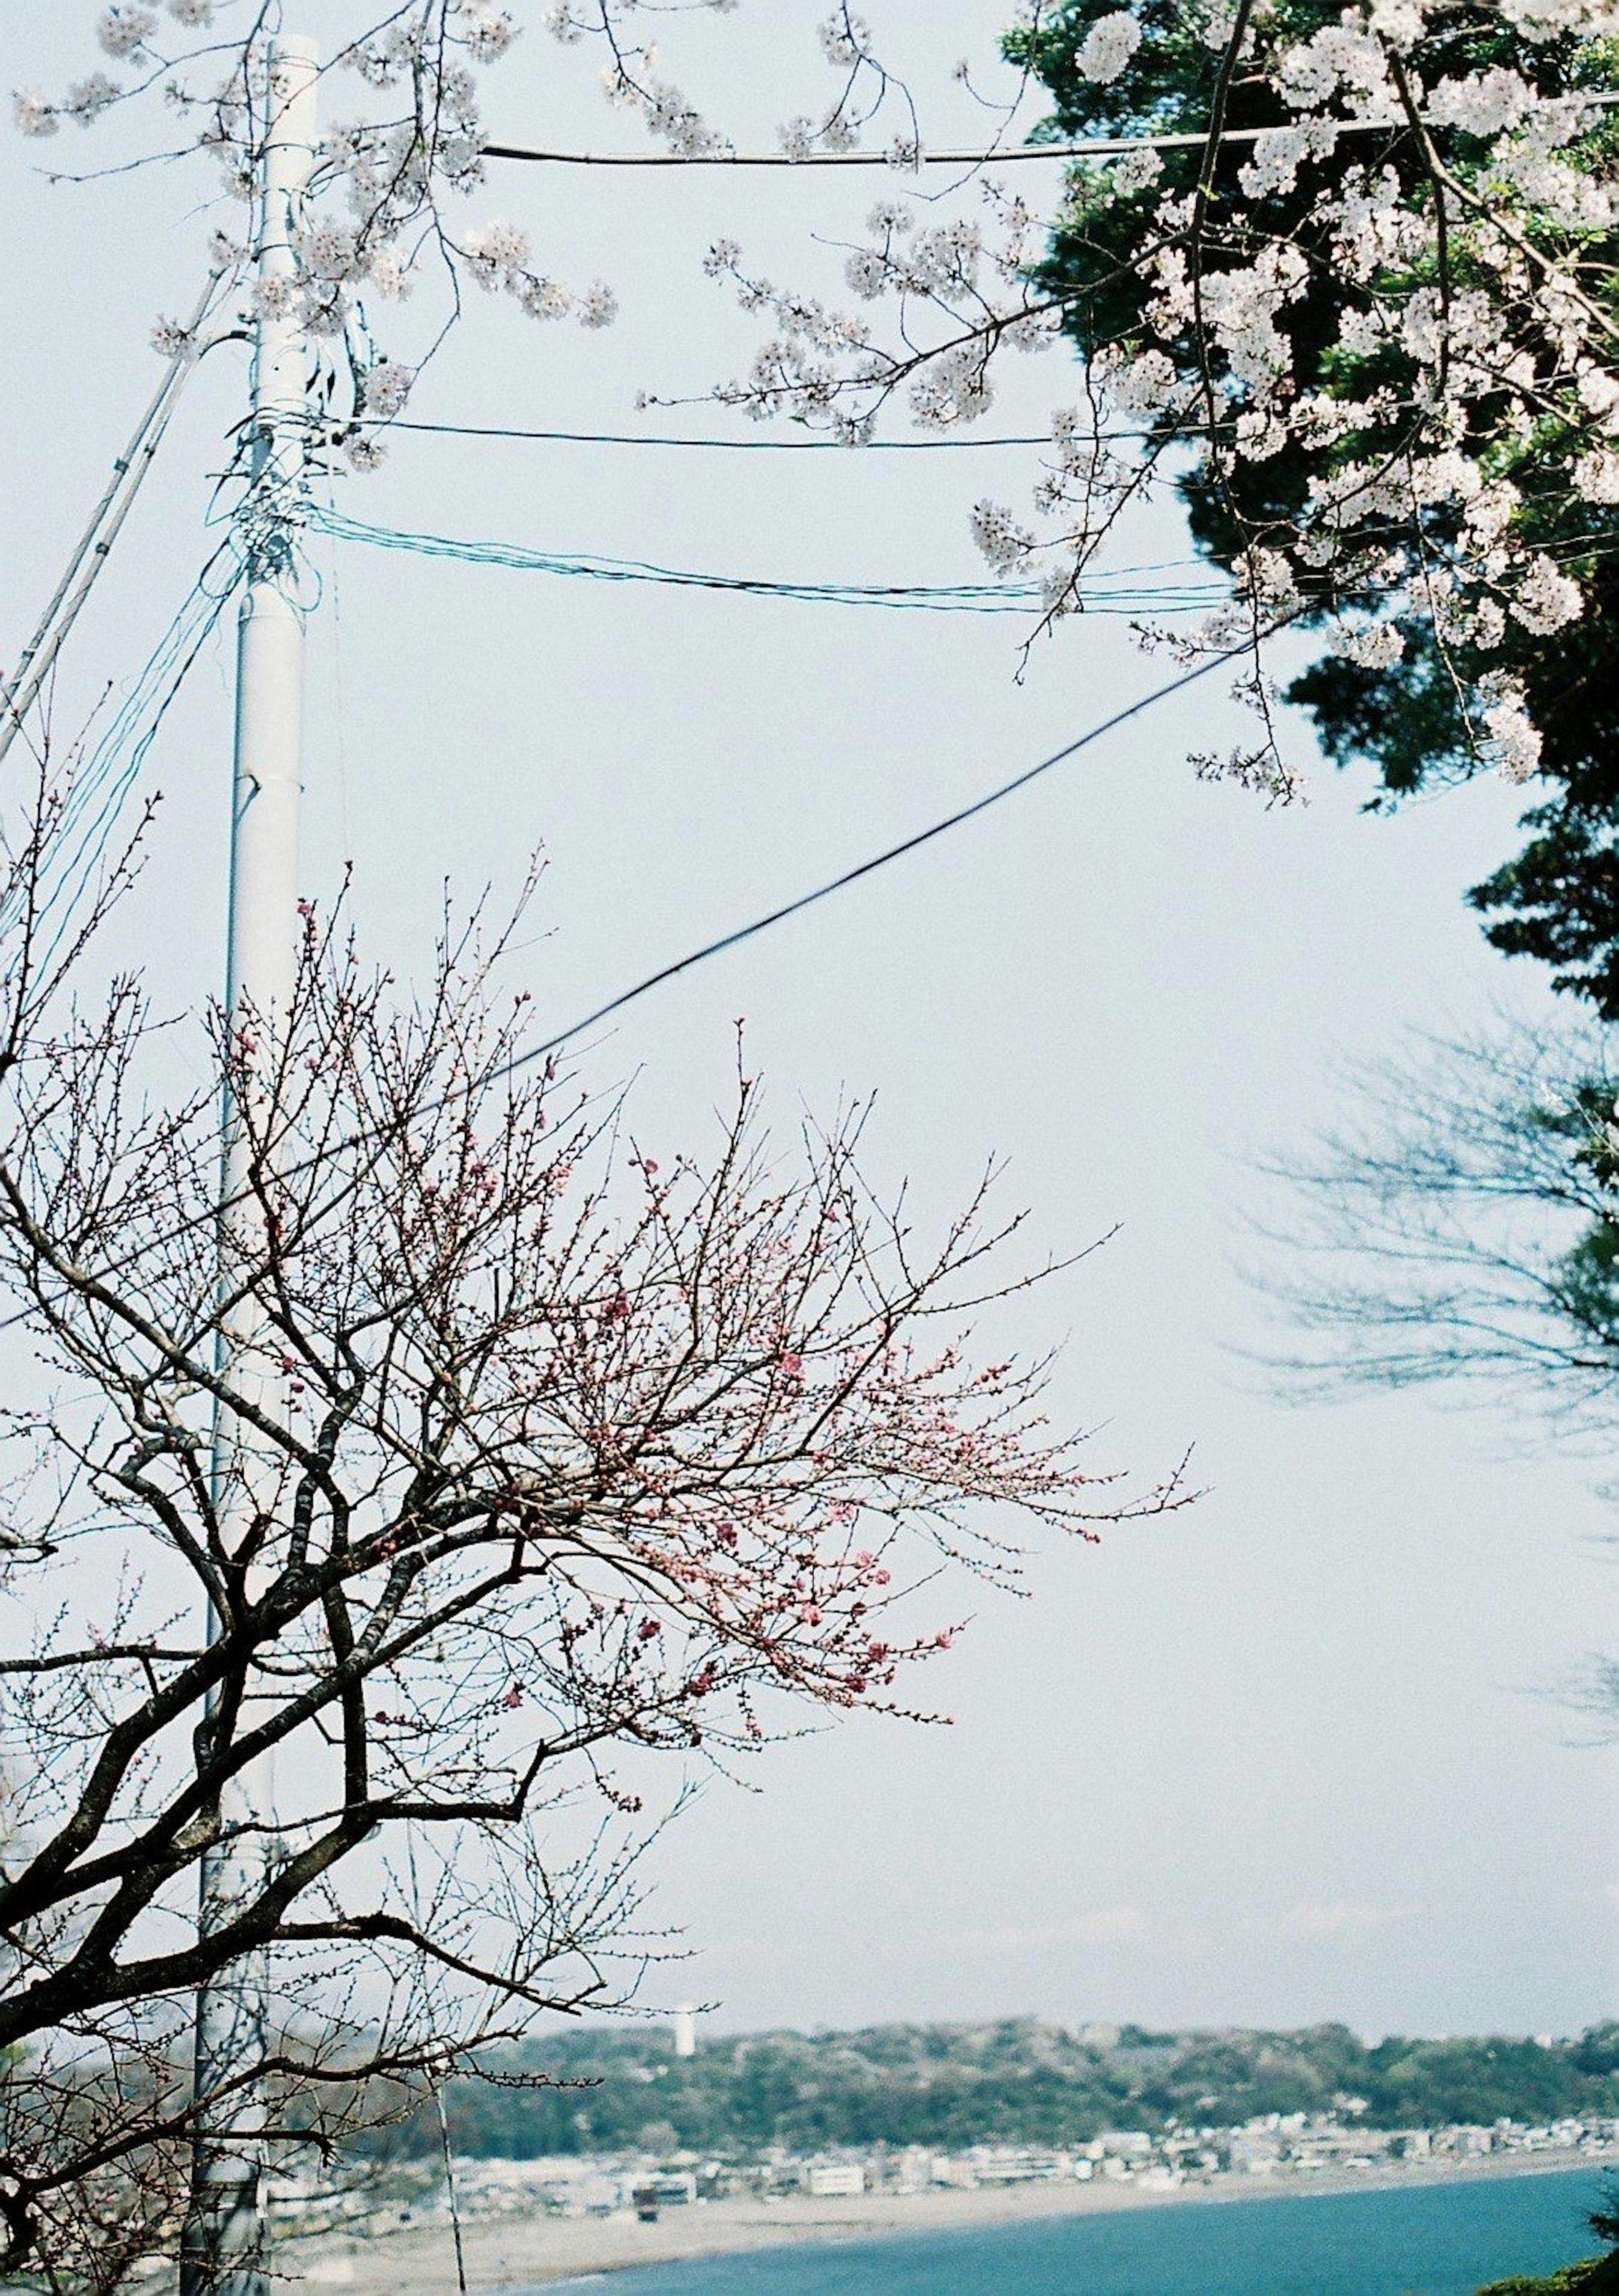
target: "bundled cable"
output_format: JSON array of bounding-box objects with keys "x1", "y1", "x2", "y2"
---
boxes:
[
  {"x1": 311, "y1": 504, "x2": 1226, "y2": 617},
  {"x1": 0, "y1": 265, "x2": 235, "y2": 772},
  {"x1": 7, "y1": 546, "x2": 243, "y2": 968}
]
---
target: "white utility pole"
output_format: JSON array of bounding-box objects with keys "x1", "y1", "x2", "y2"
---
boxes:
[{"x1": 179, "y1": 36, "x2": 317, "y2": 2296}]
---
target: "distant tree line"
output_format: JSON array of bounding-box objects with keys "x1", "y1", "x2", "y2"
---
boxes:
[{"x1": 385, "y1": 2018, "x2": 1619, "y2": 2160}]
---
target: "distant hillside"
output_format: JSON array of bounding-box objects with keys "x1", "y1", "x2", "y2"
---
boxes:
[{"x1": 403, "y1": 2017, "x2": 1619, "y2": 2159}]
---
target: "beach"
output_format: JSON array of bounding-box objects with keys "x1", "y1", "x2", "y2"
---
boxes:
[{"x1": 293, "y1": 2151, "x2": 1613, "y2": 2293}]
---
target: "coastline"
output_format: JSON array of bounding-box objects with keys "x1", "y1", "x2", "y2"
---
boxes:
[{"x1": 299, "y1": 2151, "x2": 1610, "y2": 2293}]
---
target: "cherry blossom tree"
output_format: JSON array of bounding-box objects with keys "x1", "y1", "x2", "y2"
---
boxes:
[{"x1": 1011, "y1": 2, "x2": 1619, "y2": 962}]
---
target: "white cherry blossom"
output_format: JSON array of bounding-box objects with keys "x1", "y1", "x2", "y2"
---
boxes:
[{"x1": 1076, "y1": 11, "x2": 1143, "y2": 85}]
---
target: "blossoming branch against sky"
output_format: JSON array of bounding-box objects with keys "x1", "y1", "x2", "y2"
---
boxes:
[
  {"x1": 3, "y1": 2, "x2": 1618, "y2": 2043},
  {"x1": 19, "y1": 0, "x2": 1619, "y2": 799}
]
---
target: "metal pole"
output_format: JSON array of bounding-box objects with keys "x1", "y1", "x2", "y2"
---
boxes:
[{"x1": 179, "y1": 37, "x2": 317, "y2": 2296}]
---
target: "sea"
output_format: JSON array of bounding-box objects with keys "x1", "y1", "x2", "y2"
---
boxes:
[{"x1": 532, "y1": 2168, "x2": 1607, "y2": 2296}]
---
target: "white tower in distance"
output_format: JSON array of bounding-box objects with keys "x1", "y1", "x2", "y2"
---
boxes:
[{"x1": 672, "y1": 2004, "x2": 697, "y2": 2059}]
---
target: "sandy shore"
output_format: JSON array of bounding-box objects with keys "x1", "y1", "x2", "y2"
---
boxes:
[{"x1": 290, "y1": 2151, "x2": 1609, "y2": 2293}]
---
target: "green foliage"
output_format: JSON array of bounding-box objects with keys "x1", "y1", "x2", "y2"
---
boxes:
[
  {"x1": 387, "y1": 2019, "x2": 1619, "y2": 2159},
  {"x1": 1488, "y1": 2268, "x2": 1607, "y2": 2287},
  {"x1": 1588, "y1": 2165, "x2": 1619, "y2": 2242},
  {"x1": 1013, "y1": 4, "x2": 1619, "y2": 1014},
  {"x1": 1364, "y1": 2037, "x2": 1595, "y2": 2130},
  {"x1": 1475, "y1": 2264, "x2": 1619, "y2": 2295}
]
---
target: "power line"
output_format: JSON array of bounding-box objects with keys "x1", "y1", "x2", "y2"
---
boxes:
[
  {"x1": 482, "y1": 98, "x2": 1619, "y2": 170},
  {"x1": 0, "y1": 640, "x2": 1248, "y2": 1338},
  {"x1": 498, "y1": 645, "x2": 1242, "y2": 1082},
  {"x1": 0, "y1": 266, "x2": 231, "y2": 770},
  {"x1": 379, "y1": 415, "x2": 1235, "y2": 452},
  {"x1": 385, "y1": 419, "x2": 1058, "y2": 451},
  {"x1": 311, "y1": 505, "x2": 1226, "y2": 616},
  {"x1": 314, "y1": 506, "x2": 1039, "y2": 611},
  {"x1": 32, "y1": 556, "x2": 241, "y2": 973},
  {"x1": 4, "y1": 547, "x2": 242, "y2": 968},
  {"x1": 479, "y1": 123, "x2": 1348, "y2": 167}
]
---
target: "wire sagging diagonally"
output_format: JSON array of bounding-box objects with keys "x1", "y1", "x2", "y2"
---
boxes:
[
  {"x1": 0, "y1": 638, "x2": 1256, "y2": 1340},
  {"x1": 497, "y1": 643, "x2": 1245, "y2": 1085}
]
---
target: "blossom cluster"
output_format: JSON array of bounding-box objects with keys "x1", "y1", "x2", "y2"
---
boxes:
[
  {"x1": 11, "y1": 0, "x2": 922, "y2": 469},
  {"x1": 707, "y1": 177, "x2": 1059, "y2": 448},
  {"x1": 701, "y1": 0, "x2": 1619, "y2": 791},
  {"x1": 13, "y1": 2, "x2": 646, "y2": 471},
  {"x1": 995, "y1": 3, "x2": 1619, "y2": 784}
]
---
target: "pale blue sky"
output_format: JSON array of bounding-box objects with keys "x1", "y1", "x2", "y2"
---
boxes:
[{"x1": 3, "y1": 0, "x2": 1616, "y2": 2041}]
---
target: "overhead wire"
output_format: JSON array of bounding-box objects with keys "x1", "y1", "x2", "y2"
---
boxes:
[
  {"x1": 309, "y1": 504, "x2": 1228, "y2": 616},
  {"x1": 0, "y1": 636, "x2": 1251, "y2": 1340},
  {"x1": 383, "y1": 419, "x2": 1059, "y2": 450},
  {"x1": 373, "y1": 415, "x2": 1240, "y2": 452},
  {"x1": 477, "y1": 123, "x2": 1381, "y2": 167},
  {"x1": 482, "y1": 96, "x2": 1619, "y2": 169},
  {"x1": 492, "y1": 644, "x2": 1244, "y2": 1085},
  {"x1": 13, "y1": 545, "x2": 244, "y2": 973},
  {"x1": 0, "y1": 265, "x2": 233, "y2": 770}
]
